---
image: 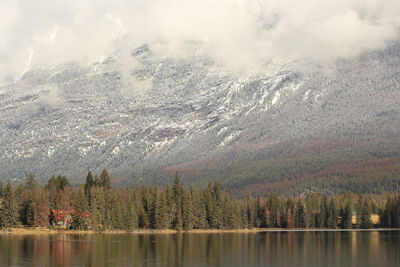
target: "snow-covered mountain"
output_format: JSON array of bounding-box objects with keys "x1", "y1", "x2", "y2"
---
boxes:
[{"x1": 1, "y1": 41, "x2": 400, "y2": 192}]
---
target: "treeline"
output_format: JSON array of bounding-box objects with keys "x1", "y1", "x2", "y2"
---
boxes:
[{"x1": 1, "y1": 170, "x2": 400, "y2": 230}]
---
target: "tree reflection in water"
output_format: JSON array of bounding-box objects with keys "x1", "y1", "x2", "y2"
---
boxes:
[{"x1": 0, "y1": 231, "x2": 399, "y2": 267}]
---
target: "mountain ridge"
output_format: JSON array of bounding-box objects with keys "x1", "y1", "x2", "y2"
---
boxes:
[{"x1": 1, "y1": 41, "x2": 399, "y2": 194}]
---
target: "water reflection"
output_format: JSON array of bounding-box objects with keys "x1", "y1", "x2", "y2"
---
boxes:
[{"x1": 0, "y1": 231, "x2": 399, "y2": 267}]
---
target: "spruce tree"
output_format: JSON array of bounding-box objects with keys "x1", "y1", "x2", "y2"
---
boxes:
[
  {"x1": 326, "y1": 198, "x2": 338, "y2": 229},
  {"x1": 0, "y1": 181, "x2": 4, "y2": 198},
  {"x1": 340, "y1": 202, "x2": 353, "y2": 229},
  {"x1": 182, "y1": 191, "x2": 194, "y2": 230},
  {"x1": 191, "y1": 188, "x2": 208, "y2": 229},
  {"x1": 100, "y1": 169, "x2": 112, "y2": 190},
  {"x1": 172, "y1": 172, "x2": 184, "y2": 229},
  {"x1": 295, "y1": 199, "x2": 307, "y2": 228},
  {"x1": 128, "y1": 199, "x2": 138, "y2": 230},
  {"x1": 155, "y1": 189, "x2": 170, "y2": 229},
  {"x1": 0, "y1": 183, "x2": 19, "y2": 229},
  {"x1": 107, "y1": 191, "x2": 125, "y2": 229},
  {"x1": 359, "y1": 198, "x2": 373, "y2": 229},
  {"x1": 84, "y1": 171, "x2": 95, "y2": 201}
]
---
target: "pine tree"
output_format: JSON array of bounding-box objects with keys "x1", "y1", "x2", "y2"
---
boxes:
[
  {"x1": 319, "y1": 196, "x2": 329, "y2": 228},
  {"x1": 71, "y1": 185, "x2": 90, "y2": 230},
  {"x1": 0, "y1": 183, "x2": 19, "y2": 229},
  {"x1": 295, "y1": 199, "x2": 307, "y2": 228},
  {"x1": 128, "y1": 199, "x2": 138, "y2": 230},
  {"x1": 327, "y1": 198, "x2": 338, "y2": 229},
  {"x1": 182, "y1": 191, "x2": 194, "y2": 230},
  {"x1": 90, "y1": 187, "x2": 107, "y2": 230},
  {"x1": 25, "y1": 173, "x2": 37, "y2": 191},
  {"x1": 20, "y1": 175, "x2": 38, "y2": 226},
  {"x1": 107, "y1": 191, "x2": 125, "y2": 229},
  {"x1": 155, "y1": 188, "x2": 170, "y2": 229},
  {"x1": 305, "y1": 193, "x2": 321, "y2": 227},
  {"x1": 0, "y1": 181, "x2": 4, "y2": 198},
  {"x1": 359, "y1": 197, "x2": 373, "y2": 229},
  {"x1": 191, "y1": 188, "x2": 208, "y2": 229},
  {"x1": 223, "y1": 196, "x2": 242, "y2": 229},
  {"x1": 172, "y1": 172, "x2": 184, "y2": 229},
  {"x1": 84, "y1": 171, "x2": 95, "y2": 202},
  {"x1": 244, "y1": 194, "x2": 256, "y2": 228},
  {"x1": 212, "y1": 182, "x2": 223, "y2": 229},
  {"x1": 99, "y1": 169, "x2": 112, "y2": 190},
  {"x1": 283, "y1": 199, "x2": 295, "y2": 228},
  {"x1": 266, "y1": 194, "x2": 281, "y2": 228},
  {"x1": 340, "y1": 202, "x2": 353, "y2": 229}
]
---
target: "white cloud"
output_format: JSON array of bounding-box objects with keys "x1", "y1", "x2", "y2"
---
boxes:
[{"x1": 0, "y1": 0, "x2": 399, "y2": 83}]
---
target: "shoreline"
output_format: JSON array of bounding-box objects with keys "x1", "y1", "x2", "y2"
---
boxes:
[{"x1": 1, "y1": 228, "x2": 400, "y2": 235}]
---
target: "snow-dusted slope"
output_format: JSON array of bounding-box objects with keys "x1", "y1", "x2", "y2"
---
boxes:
[{"x1": 1, "y1": 42, "x2": 399, "y2": 186}]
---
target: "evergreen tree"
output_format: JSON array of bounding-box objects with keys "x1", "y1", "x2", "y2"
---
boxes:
[
  {"x1": 254, "y1": 198, "x2": 264, "y2": 228},
  {"x1": 128, "y1": 199, "x2": 138, "y2": 230},
  {"x1": 0, "y1": 183, "x2": 19, "y2": 229},
  {"x1": 244, "y1": 194, "x2": 256, "y2": 228},
  {"x1": 182, "y1": 191, "x2": 194, "y2": 230},
  {"x1": 295, "y1": 199, "x2": 307, "y2": 228},
  {"x1": 340, "y1": 202, "x2": 353, "y2": 229},
  {"x1": 319, "y1": 196, "x2": 329, "y2": 228},
  {"x1": 71, "y1": 185, "x2": 90, "y2": 230},
  {"x1": 223, "y1": 196, "x2": 242, "y2": 229},
  {"x1": 172, "y1": 172, "x2": 184, "y2": 230},
  {"x1": 359, "y1": 197, "x2": 373, "y2": 229},
  {"x1": 212, "y1": 182, "x2": 223, "y2": 228},
  {"x1": 305, "y1": 193, "x2": 321, "y2": 227},
  {"x1": 155, "y1": 189, "x2": 170, "y2": 229},
  {"x1": 25, "y1": 173, "x2": 37, "y2": 191},
  {"x1": 327, "y1": 198, "x2": 338, "y2": 229},
  {"x1": 0, "y1": 181, "x2": 4, "y2": 198},
  {"x1": 90, "y1": 187, "x2": 107, "y2": 230},
  {"x1": 99, "y1": 169, "x2": 112, "y2": 190},
  {"x1": 266, "y1": 194, "x2": 281, "y2": 227},
  {"x1": 191, "y1": 188, "x2": 208, "y2": 229},
  {"x1": 84, "y1": 171, "x2": 95, "y2": 201},
  {"x1": 107, "y1": 191, "x2": 125, "y2": 229}
]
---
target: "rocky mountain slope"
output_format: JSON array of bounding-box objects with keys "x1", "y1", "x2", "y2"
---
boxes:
[{"x1": 1, "y1": 41, "x2": 399, "y2": 194}]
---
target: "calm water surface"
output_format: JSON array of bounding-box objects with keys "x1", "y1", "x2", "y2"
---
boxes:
[{"x1": 0, "y1": 231, "x2": 399, "y2": 267}]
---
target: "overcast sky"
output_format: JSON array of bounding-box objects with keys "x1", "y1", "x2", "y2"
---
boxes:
[{"x1": 0, "y1": 0, "x2": 399, "y2": 83}]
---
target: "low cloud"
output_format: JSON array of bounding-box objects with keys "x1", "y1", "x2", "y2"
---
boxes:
[
  {"x1": 0, "y1": 0, "x2": 399, "y2": 84},
  {"x1": 39, "y1": 84, "x2": 63, "y2": 107}
]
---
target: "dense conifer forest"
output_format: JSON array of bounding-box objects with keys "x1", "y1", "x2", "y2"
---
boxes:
[{"x1": 1, "y1": 170, "x2": 400, "y2": 231}]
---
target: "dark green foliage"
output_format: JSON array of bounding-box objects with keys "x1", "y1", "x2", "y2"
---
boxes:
[
  {"x1": 0, "y1": 183, "x2": 19, "y2": 229},
  {"x1": 2, "y1": 171, "x2": 399, "y2": 231},
  {"x1": 128, "y1": 199, "x2": 138, "y2": 230},
  {"x1": 155, "y1": 188, "x2": 170, "y2": 229},
  {"x1": 357, "y1": 196, "x2": 373, "y2": 229},
  {"x1": 84, "y1": 171, "x2": 95, "y2": 200},
  {"x1": 182, "y1": 191, "x2": 194, "y2": 230},
  {"x1": 90, "y1": 187, "x2": 107, "y2": 230},
  {"x1": 107, "y1": 191, "x2": 126, "y2": 230},
  {"x1": 340, "y1": 202, "x2": 353, "y2": 229},
  {"x1": 327, "y1": 198, "x2": 338, "y2": 229},
  {"x1": 295, "y1": 199, "x2": 307, "y2": 228},
  {"x1": 382, "y1": 194, "x2": 400, "y2": 227},
  {"x1": 100, "y1": 169, "x2": 112, "y2": 190}
]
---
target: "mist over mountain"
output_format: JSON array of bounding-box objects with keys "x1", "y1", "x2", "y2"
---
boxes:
[
  {"x1": 1, "y1": 40, "x2": 399, "y2": 195},
  {"x1": 1, "y1": 0, "x2": 400, "y2": 194}
]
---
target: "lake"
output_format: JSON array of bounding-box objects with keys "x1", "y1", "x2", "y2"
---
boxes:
[{"x1": 0, "y1": 230, "x2": 399, "y2": 266}]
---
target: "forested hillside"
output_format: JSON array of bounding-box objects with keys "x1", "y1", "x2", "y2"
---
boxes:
[{"x1": 1, "y1": 41, "x2": 399, "y2": 194}]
